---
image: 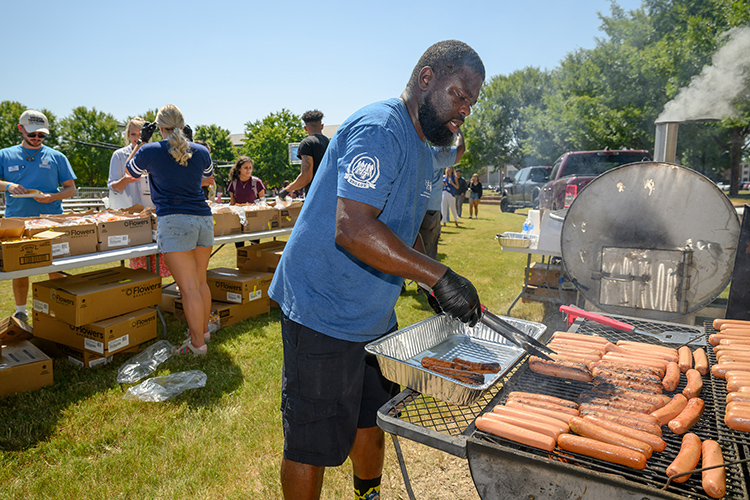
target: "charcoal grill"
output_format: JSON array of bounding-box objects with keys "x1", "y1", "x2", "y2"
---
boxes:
[{"x1": 378, "y1": 316, "x2": 750, "y2": 499}]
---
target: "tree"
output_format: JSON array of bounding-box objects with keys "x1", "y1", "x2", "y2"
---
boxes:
[
  {"x1": 58, "y1": 107, "x2": 122, "y2": 186},
  {"x1": 240, "y1": 109, "x2": 305, "y2": 189},
  {"x1": 195, "y1": 124, "x2": 236, "y2": 162}
]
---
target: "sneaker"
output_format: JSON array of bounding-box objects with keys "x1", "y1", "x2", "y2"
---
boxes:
[
  {"x1": 185, "y1": 329, "x2": 211, "y2": 343},
  {"x1": 13, "y1": 311, "x2": 28, "y2": 323},
  {"x1": 173, "y1": 339, "x2": 208, "y2": 356}
]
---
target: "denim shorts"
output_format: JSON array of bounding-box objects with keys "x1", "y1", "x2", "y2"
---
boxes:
[
  {"x1": 157, "y1": 214, "x2": 215, "y2": 253},
  {"x1": 279, "y1": 312, "x2": 399, "y2": 467}
]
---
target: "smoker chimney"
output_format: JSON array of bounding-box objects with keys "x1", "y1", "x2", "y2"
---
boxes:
[{"x1": 654, "y1": 122, "x2": 679, "y2": 163}]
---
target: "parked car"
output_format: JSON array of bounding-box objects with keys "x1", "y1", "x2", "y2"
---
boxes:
[
  {"x1": 538, "y1": 149, "x2": 651, "y2": 211},
  {"x1": 500, "y1": 166, "x2": 552, "y2": 212}
]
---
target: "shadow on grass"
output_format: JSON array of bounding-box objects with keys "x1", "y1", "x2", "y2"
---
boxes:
[{"x1": 0, "y1": 310, "x2": 283, "y2": 451}]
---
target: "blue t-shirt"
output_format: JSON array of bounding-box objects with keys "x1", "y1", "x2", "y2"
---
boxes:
[
  {"x1": 269, "y1": 98, "x2": 432, "y2": 342},
  {"x1": 428, "y1": 147, "x2": 457, "y2": 211},
  {"x1": 127, "y1": 140, "x2": 213, "y2": 217},
  {"x1": 0, "y1": 145, "x2": 76, "y2": 218},
  {"x1": 443, "y1": 174, "x2": 457, "y2": 195}
]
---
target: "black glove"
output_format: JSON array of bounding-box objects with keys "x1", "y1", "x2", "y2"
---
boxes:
[
  {"x1": 140, "y1": 122, "x2": 157, "y2": 143},
  {"x1": 278, "y1": 188, "x2": 289, "y2": 199},
  {"x1": 431, "y1": 268, "x2": 482, "y2": 327},
  {"x1": 418, "y1": 283, "x2": 443, "y2": 315}
]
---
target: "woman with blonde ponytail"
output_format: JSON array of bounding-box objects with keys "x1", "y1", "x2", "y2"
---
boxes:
[{"x1": 125, "y1": 104, "x2": 215, "y2": 356}]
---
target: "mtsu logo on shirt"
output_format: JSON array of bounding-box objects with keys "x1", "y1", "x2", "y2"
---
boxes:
[{"x1": 345, "y1": 152, "x2": 380, "y2": 189}]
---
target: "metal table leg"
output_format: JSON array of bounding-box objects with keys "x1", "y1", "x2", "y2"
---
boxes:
[
  {"x1": 506, "y1": 254, "x2": 532, "y2": 315},
  {"x1": 390, "y1": 434, "x2": 417, "y2": 500}
]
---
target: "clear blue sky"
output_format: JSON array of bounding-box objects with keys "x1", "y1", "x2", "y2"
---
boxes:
[{"x1": 1, "y1": 0, "x2": 643, "y2": 135}]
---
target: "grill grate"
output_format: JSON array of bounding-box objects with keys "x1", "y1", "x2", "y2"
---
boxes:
[{"x1": 381, "y1": 316, "x2": 750, "y2": 500}]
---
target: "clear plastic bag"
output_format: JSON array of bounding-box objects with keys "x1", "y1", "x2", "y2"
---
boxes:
[
  {"x1": 123, "y1": 370, "x2": 207, "y2": 402},
  {"x1": 116, "y1": 340, "x2": 174, "y2": 384},
  {"x1": 208, "y1": 312, "x2": 221, "y2": 334}
]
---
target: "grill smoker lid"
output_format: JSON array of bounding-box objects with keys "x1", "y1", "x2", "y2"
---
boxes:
[{"x1": 561, "y1": 161, "x2": 740, "y2": 321}]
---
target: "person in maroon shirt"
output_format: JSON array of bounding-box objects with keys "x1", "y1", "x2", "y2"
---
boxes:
[{"x1": 228, "y1": 156, "x2": 265, "y2": 204}]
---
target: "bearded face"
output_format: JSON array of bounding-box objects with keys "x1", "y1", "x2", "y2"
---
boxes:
[{"x1": 417, "y1": 92, "x2": 456, "y2": 147}]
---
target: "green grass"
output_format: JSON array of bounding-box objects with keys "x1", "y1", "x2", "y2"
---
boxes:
[{"x1": 0, "y1": 206, "x2": 542, "y2": 499}]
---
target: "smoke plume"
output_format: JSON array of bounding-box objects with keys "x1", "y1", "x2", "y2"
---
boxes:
[{"x1": 656, "y1": 26, "x2": 750, "y2": 123}]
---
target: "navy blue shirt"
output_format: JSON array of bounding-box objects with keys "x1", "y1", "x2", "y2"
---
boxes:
[{"x1": 127, "y1": 140, "x2": 213, "y2": 217}]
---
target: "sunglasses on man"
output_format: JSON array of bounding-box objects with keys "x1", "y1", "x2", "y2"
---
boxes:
[{"x1": 26, "y1": 132, "x2": 47, "y2": 139}]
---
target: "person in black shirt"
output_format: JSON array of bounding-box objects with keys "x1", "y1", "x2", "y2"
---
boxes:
[{"x1": 278, "y1": 110, "x2": 329, "y2": 198}]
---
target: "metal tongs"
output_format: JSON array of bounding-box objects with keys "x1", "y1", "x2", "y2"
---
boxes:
[{"x1": 480, "y1": 307, "x2": 556, "y2": 361}]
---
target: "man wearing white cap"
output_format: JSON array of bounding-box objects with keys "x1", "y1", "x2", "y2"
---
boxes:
[{"x1": 0, "y1": 109, "x2": 77, "y2": 322}]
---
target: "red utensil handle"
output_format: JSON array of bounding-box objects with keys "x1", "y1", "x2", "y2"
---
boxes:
[{"x1": 559, "y1": 305, "x2": 635, "y2": 333}]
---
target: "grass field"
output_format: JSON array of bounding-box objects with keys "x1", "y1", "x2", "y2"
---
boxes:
[{"x1": 0, "y1": 203, "x2": 547, "y2": 499}]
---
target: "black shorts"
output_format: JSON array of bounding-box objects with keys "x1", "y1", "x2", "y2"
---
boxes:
[{"x1": 279, "y1": 312, "x2": 399, "y2": 467}]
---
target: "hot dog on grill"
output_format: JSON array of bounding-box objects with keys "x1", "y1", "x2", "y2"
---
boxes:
[
  {"x1": 590, "y1": 385, "x2": 670, "y2": 409},
  {"x1": 474, "y1": 415, "x2": 556, "y2": 451},
  {"x1": 556, "y1": 433, "x2": 648, "y2": 470},
  {"x1": 528, "y1": 356, "x2": 592, "y2": 383},
  {"x1": 507, "y1": 392, "x2": 578, "y2": 409},
  {"x1": 668, "y1": 397, "x2": 705, "y2": 435},
  {"x1": 724, "y1": 405, "x2": 750, "y2": 432},
  {"x1": 714, "y1": 318, "x2": 750, "y2": 330},
  {"x1": 701, "y1": 439, "x2": 726, "y2": 499},
  {"x1": 590, "y1": 361, "x2": 665, "y2": 380},
  {"x1": 505, "y1": 395, "x2": 579, "y2": 416},
  {"x1": 492, "y1": 405, "x2": 570, "y2": 434},
  {"x1": 481, "y1": 411, "x2": 563, "y2": 440},
  {"x1": 662, "y1": 362, "x2": 681, "y2": 392},
  {"x1": 568, "y1": 416, "x2": 653, "y2": 458},
  {"x1": 692, "y1": 348, "x2": 709, "y2": 376},
  {"x1": 677, "y1": 346, "x2": 693, "y2": 372},
  {"x1": 711, "y1": 362, "x2": 750, "y2": 379},
  {"x1": 651, "y1": 394, "x2": 688, "y2": 426},
  {"x1": 582, "y1": 415, "x2": 667, "y2": 452},
  {"x1": 551, "y1": 331, "x2": 610, "y2": 345},
  {"x1": 504, "y1": 400, "x2": 575, "y2": 424},
  {"x1": 666, "y1": 432, "x2": 701, "y2": 483},
  {"x1": 616, "y1": 341, "x2": 678, "y2": 357},
  {"x1": 683, "y1": 369, "x2": 703, "y2": 399},
  {"x1": 579, "y1": 408, "x2": 663, "y2": 436}
]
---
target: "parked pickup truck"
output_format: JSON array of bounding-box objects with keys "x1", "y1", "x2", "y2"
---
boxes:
[
  {"x1": 500, "y1": 166, "x2": 551, "y2": 212},
  {"x1": 538, "y1": 149, "x2": 651, "y2": 211}
]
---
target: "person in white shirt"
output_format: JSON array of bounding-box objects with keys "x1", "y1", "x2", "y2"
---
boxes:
[{"x1": 108, "y1": 117, "x2": 154, "y2": 209}]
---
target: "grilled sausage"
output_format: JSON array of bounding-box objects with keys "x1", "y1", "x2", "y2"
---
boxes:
[
  {"x1": 711, "y1": 362, "x2": 750, "y2": 379},
  {"x1": 678, "y1": 346, "x2": 693, "y2": 372},
  {"x1": 691, "y1": 349, "x2": 708, "y2": 371},
  {"x1": 547, "y1": 343, "x2": 605, "y2": 358},
  {"x1": 578, "y1": 395, "x2": 656, "y2": 414},
  {"x1": 579, "y1": 408, "x2": 662, "y2": 436},
  {"x1": 718, "y1": 327, "x2": 750, "y2": 335},
  {"x1": 725, "y1": 407, "x2": 750, "y2": 432},
  {"x1": 506, "y1": 395, "x2": 579, "y2": 416},
  {"x1": 528, "y1": 356, "x2": 592, "y2": 383},
  {"x1": 504, "y1": 400, "x2": 575, "y2": 424},
  {"x1": 609, "y1": 343, "x2": 679, "y2": 363},
  {"x1": 701, "y1": 440, "x2": 726, "y2": 499},
  {"x1": 590, "y1": 385, "x2": 671, "y2": 409},
  {"x1": 682, "y1": 369, "x2": 703, "y2": 399},
  {"x1": 590, "y1": 361, "x2": 665, "y2": 379},
  {"x1": 616, "y1": 340, "x2": 678, "y2": 356},
  {"x1": 725, "y1": 375, "x2": 750, "y2": 393},
  {"x1": 492, "y1": 405, "x2": 570, "y2": 434},
  {"x1": 592, "y1": 366, "x2": 663, "y2": 385},
  {"x1": 551, "y1": 331, "x2": 610, "y2": 345},
  {"x1": 714, "y1": 318, "x2": 750, "y2": 329},
  {"x1": 546, "y1": 338, "x2": 608, "y2": 353},
  {"x1": 556, "y1": 433, "x2": 647, "y2": 470},
  {"x1": 662, "y1": 362, "x2": 681, "y2": 392},
  {"x1": 719, "y1": 338, "x2": 750, "y2": 346},
  {"x1": 668, "y1": 397, "x2": 705, "y2": 435},
  {"x1": 507, "y1": 392, "x2": 578, "y2": 409},
  {"x1": 582, "y1": 415, "x2": 667, "y2": 452},
  {"x1": 481, "y1": 412, "x2": 562, "y2": 440},
  {"x1": 568, "y1": 416, "x2": 653, "y2": 458},
  {"x1": 551, "y1": 351, "x2": 601, "y2": 365},
  {"x1": 451, "y1": 357, "x2": 501, "y2": 374},
  {"x1": 710, "y1": 333, "x2": 750, "y2": 346},
  {"x1": 474, "y1": 415, "x2": 556, "y2": 451},
  {"x1": 666, "y1": 432, "x2": 701, "y2": 483},
  {"x1": 726, "y1": 391, "x2": 750, "y2": 404},
  {"x1": 591, "y1": 376, "x2": 664, "y2": 395},
  {"x1": 601, "y1": 353, "x2": 667, "y2": 374},
  {"x1": 651, "y1": 394, "x2": 688, "y2": 426},
  {"x1": 421, "y1": 362, "x2": 485, "y2": 384}
]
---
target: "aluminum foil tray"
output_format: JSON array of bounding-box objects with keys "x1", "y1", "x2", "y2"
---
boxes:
[{"x1": 365, "y1": 314, "x2": 546, "y2": 406}]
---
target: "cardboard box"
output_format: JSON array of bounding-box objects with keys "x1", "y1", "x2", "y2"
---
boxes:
[
  {"x1": 0, "y1": 315, "x2": 34, "y2": 349},
  {"x1": 24, "y1": 219, "x2": 99, "y2": 258},
  {"x1": 175, "y1": 298, "x2": 270, "y2": 326},
  {"x1": 277, "y1": 201, "x2": 303, "y2": 228},
  {"x1": 33, "y1": 267, "x2": 162, "y2": 326},
  {"x1": 96, "y1": 213, "x2": 153, "y2": 251},
  {"x1": 34, "y1": 338, "x2": 140, "y2": 368},
  {"x1": 32, "y1": 307, "x2": 158, "y2": 356},
  {"x1": 0, "y1": 340, "x2": 53, "y2": 397},
  {"x1": 526, "y1": 262, "x2": 565, "y2": 287},
  {"x1": 521, "y1": 285, "x2": 578, "y2": 305},
  {"x1": 213, "y1": 211, "x2": 242, "y2": 236},
  {"x1": 206, "y1": 268, "x2": 273, "y2": 304},
  {"x1": 160, "y1": 282, "x2": 181, "y2": 314},
  {"x1": 0, "y1": 219, "x2": 60, "y2": 272},
  {"x1": 241, "y1": 206, "x2": 280, "y2": 233},
  {"x1": 236, "y1": 241, "x2": 286, "y2": 273}
]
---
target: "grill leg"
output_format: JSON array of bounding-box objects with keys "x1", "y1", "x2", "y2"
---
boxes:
[{"x1": 390, "y1": 434, "x2": 417, "y2": 500}]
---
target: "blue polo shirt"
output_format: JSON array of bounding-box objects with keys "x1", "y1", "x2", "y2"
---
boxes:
[
  {"x1": 0, "y1": 145, "x2": 76, "y2": 217},
  {"x1": 269, "y1": 98, "x2": 432, "y2": 342}
]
